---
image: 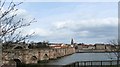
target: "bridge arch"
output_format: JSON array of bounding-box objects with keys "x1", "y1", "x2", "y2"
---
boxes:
[
  {"x1": 13, "y1": 59, "x2": 22, "y2": 67},
  {"x1": 12, "y1": 45, "x2": 24, "y2": 50},
  {"x1": 43, "y1": 54, "x2": 49, "y2": 60},
  {"x1": 8, "y1": 59, "x2": 22, "y2": 66},
  {"x1": 31, "y1": 56, "x2": 37, "y2": 60},
  {"x1": 30, "y1": 56, "x2": 38, "y2": 63},
  {"x1": 14, "y1": 59, "x2": 21, "y2": 63}
]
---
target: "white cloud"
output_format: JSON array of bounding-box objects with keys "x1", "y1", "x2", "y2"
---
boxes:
[
  {"x1": 10, "y1": 9, "x2": 27, "y2": 15},
  {"x1": 27, "y1": 17, "x2": 117, "y2": 40},
  {"x1": 10, "y1": 8, "x2": 117, "y2": 43},
  {"x1": 1, "y1": 2, "x2": 117, "y2": 44},
  {"x1": 50, "y1": 17, "x2": 118, "y2": 42},
  {"x1": 53, "y1": 17, "x2": 118, "y2": 31},
  {"x1": 1, "y1": 8, "x2": 36, "y2": 36},
  {"x1": 0, "y1": 8, "x2": 5, "y2": 16},
  {"x1": 11, "y1": 9, "x2": 33, "y2": 21},
  {"x1": 78, "y1": 31, "x2": 90, "y2": 37},
  {"x1": 1, "y1": 8, "x2": 33, "y2": 24},
  {"x1": 23, "y1": 28, "x2": 51, "y2": 37},
  {"x1": 53, "y1": 20, "x2": 73, "y2": 29}
]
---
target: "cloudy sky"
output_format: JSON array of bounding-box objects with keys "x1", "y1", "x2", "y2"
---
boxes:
[{"x1": 6, "y1": 1, "x2": 118, "y2": 44}]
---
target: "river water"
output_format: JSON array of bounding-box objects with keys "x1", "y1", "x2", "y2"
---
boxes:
[{"x1": 45, "y1": 53, "x2": 117, "y2": 65}]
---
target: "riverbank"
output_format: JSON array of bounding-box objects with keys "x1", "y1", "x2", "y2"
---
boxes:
[
  {"x1": 76, "y1": 49, "x2": 120, "y2": 53},
  {"x1": 64, "y1": 60, "x2": 120, "y2": 67},
  {"x1": 10, "y1": 63, "x2": 120, "y2": 67}
]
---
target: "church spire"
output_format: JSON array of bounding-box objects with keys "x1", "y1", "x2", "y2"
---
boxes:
[{"x1": 71, "y1": 38, "x2": 74, "y2": 45}]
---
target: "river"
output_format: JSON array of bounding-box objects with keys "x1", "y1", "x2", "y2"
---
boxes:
[{"x1": 45, "y1": 53, "x2": 117, "y2": 65}]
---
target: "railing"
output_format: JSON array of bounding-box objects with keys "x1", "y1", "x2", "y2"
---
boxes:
[
  {"x1": 63, "y1": 60, "x2": 120, "y2": 67},
  {"x1": 2, "y1": 60, "x2": 120, "y2": 67}
]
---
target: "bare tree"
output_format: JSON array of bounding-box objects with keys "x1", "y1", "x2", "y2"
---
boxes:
[
  {"x1": 0, "y1": 0, "x2": 36, "y2": 46},
  {"x1": 109, "y1": 39, "x2": 120, "y2": 67},
  {"x1": 0, "y1": 0, "x2": 37, "y2": 66}
]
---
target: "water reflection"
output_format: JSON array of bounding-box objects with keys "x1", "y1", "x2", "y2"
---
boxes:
[{"x1": 46, "y1": 53, "x2": 117, "y2": 65}]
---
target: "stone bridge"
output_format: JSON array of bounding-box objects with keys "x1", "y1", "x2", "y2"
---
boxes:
[{"x1": 2, "y1": 47, "x2": 75, "y2": 65}]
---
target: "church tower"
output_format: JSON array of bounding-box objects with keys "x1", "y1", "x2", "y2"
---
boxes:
[{"x1": 71, "y1": 38, "x2": 74, "y2": 45}]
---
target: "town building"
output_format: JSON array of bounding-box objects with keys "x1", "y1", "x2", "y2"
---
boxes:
[{"x1": 95, "y1": 43, "x2": 106, "y2": 50}]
